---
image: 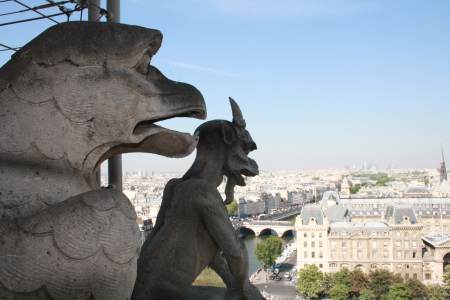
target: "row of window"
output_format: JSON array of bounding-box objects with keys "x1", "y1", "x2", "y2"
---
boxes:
[
  {"x1": 302, "y1": 241, "x2": 323, "y2": 248},
  {"x1": 303, "y1": 251, "x2": 323, "y2": 259},
  {"x1": 303, "y1": 232, "x2": 323, "y2": 238}
]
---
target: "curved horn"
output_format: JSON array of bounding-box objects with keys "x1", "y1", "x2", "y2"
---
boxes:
[{"x1": 229, "y1": 97, "x2": 246, "y2": 128}]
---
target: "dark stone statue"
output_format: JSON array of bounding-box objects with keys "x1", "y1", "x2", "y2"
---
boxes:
[
  {"x1": 132, "y1": 98, "x2": 264, "y2": 300},
  {"x1": 0, "y1": 22, "x2": 206, "y2": 299}
]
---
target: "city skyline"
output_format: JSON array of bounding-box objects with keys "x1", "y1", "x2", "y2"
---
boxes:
[{"x1": 1, "y1": 0, "x2": 450, "y2": 172}]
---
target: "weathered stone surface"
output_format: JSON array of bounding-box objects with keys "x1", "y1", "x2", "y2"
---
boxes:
[
  {"x1": 132, "y1": 99, "x2": 263, "y2": 300},
  {"x1": 0, "y1": 21, "x2": 206, "y2": 299}
]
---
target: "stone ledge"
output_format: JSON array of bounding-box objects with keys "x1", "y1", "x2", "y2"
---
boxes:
[{"x1": 183, "y1": 286, "x2": 227, "y2": 300}]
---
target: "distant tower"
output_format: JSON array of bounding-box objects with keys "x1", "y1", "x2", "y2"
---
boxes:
[{"x1": 440, "y1": 146, "x2": 448, "y2": 183}]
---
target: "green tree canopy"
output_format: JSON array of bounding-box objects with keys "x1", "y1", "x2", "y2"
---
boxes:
[
  {"x1": 254, "y1": 236, "x2": 282, "y2": 268},
  {"x1": 359, "y1": 288, "x2": 377, "y2": 300},
  {"x1": 349, "y1": 269, "x2": 369, "y2": 297},
  {"x1": 368, "y1": 269, "x2": 402, "y2": 299},
  {"x1": 226, "y1": 200, "x2": 238, "y2": 216},
  {"x1": 329, "y1": 283, "x2": 350, "y2": 300},
  {"x1": 443, "y1": 264, "x2": 450, "y2": 296},
  {"x1": 321, "y1": 273, "x2": 334, "y2": 295},
  {"x1": 405, "y1": 278, "x2": 427, "y2": 300},
  {"x1": 427, "y1": 284, "x2": 448, "y2": 300},
  {"x1": 387, "y1": 283, "x2": 412, "y2": 300},
  {"x1": 296, "y1": 265, "x2": 324, "y2": 299},
  {"x1": 350, "y1": 185, "x2": 361, "y2": 194}
]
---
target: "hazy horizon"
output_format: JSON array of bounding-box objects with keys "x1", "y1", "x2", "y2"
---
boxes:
[{"x1": 1, "y1": 0, "x2": 449, "y2": 173}]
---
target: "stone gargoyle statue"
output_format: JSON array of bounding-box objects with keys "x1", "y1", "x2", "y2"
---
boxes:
[
  {"x1": 0, "y1": 22, "x2": 206, "y2": 299},
  {"x1": 132, "y1": 98, "x2": 263, "y2": 300}
]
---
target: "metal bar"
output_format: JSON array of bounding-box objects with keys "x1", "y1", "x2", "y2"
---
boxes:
[
  {"x1": 13, "y1": 0, "x2": 59, "y2": 24},
  {"x1": 87, "y1": 0, "x2": 100, "y2": 21},
  {"x1": 108, "y1": 156, "x2": 122, "y2": 190},
  {"x1": 0, "y1": 43, "x2": 19, "y2": 51},
  {"x1": 107, "y1": 0, "x2": 119, "y2": 22},
  {"x1": 0, "y1": 1, "x2": 70, "y2": 17},
  {"x1": 0, "y1": 9, "x2": 83, "y2": 26},
  {"x1": 106, "y1": 0, "x2": 122, "y2": 191}
]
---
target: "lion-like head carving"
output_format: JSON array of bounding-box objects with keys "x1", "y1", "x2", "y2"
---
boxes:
[{"x1": 0, "y1": 22, "x2": 206, "y2": 178}]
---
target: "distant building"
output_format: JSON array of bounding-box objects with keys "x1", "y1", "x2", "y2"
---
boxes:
[
  {"x1": 440, "y1": 148, "x2": 448, "y2": 183},
  {"x1": 296, "y1": 193, "x2": 450, "y2": 284},
  {"x1": 339, "y1": 176, "x2": 351, "y2": 199},
  {"x1": 238, "y1": 198, "x2": 265, "y2": 217},
  {"x1": 137, "y1": 218, "x2": 153, "y2": 245},
  {"x1": 262, "y1": 193, "x2": 281, "y2": 213},
  {"x1": 402, "y1": 186, "x2": 432, "y2": 198}
]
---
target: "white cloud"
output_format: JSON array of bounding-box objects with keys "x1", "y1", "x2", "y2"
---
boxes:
[{"x1": 166, "y1": 60, "x2": 239, "y2": 78}]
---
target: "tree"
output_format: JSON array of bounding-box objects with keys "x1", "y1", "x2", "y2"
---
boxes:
[
  {"x1": 297, "y1": 264, "x2": 324, "y2": 299},
  {"x1": 349, "y1": 269, "x2": 369, "y2": 297},
  {"x1": 359, "y1": 288, "x2": 377, "y2": 300},
  {"x1": 321, "y1": 273, "x2": 334, "y2": 296},
  {"x1": 350, "y1": 185, "x2": 361, "y2": 194},
  {"x1": 368, "y1": 269, "x2": 400, "y2": 299},
  {"x1": 387, "y1": 283, "x2": 412, "y2": 300},
  {"x1": 405, "y1": 279, "x2": 427, "y2": 300},
  {"x1": 226, "y1": 200, "x2": 238, "y2": 216},
  {"x1": 254, "y1": 236, "x2": 282, "y2": 268},
  {"x1": 333, "y1": 268, "x2": 351, "y2": 287},
  {"x1": 443, "y1": 264, "x2": 450, "y2": 295},
  {"x1": 329, "y1": 283, "x2": 350, "y2": 300},
  {"x1": 427, "y1": 285, "x2": 447, "y2": 300}
]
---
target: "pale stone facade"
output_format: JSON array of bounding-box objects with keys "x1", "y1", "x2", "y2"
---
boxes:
[{"x1": 295, "y1": 194, "x2": 450, "y2": 284}]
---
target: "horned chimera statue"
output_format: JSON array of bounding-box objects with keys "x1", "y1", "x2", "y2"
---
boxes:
[
  {"x1": 0, "y1": 22, "x2": 206, "y2": 299},
  {"x1": 132, "y1": 98, "x2": 264, "y2": 300}
]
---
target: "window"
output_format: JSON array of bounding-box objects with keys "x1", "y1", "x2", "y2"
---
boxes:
[
  {"x1": 311, "y1": 241, "x2": 315, "y2": 248},
  {"x1": 342, "y1": 241, "x2": 347, "y2": 247},
  {"x1": 425, "y1": 273, "x2": 431, "y2": 280},
  {"x1": 319, "y1": 232, "x2": 322, "y2": 238},
  {"x1": 311, "y1": 251, "x2": 315, "y2": 258},
  {"x1": 329, "y1": 263, "x2": 337, "y2": 268},
  {"x1": 304, "y1": 233, "x2": 307, "y2": 238},
  {"x1": 412, "y1": 252, "x2": 416, "y2": 258},
  {"x1": 304, "y1": 241, "x2": 307, "y2": 247},
  {"x1": 319, "y1": 251, "x2": 323, "y2": 258},
  {"x1": 413, "y1": 273, "x2": 418, "y2": 279},
  {"x1": 312, "y1": 233, "x2": 315, "y2": 238},
  {"x1": 405, "y1": 273, "x2": 409, "y2": 279},
  {"x1": 319, "y1": 241, "x2": 323, "y2": 248},
  {"x1": 304, "y1": 251, "x2": 308, "y2": 258},
  {"x1": 319, "y1": 264, "x2": 323, "y2": 268}
]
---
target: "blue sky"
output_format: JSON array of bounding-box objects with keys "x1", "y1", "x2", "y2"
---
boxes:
[{"x1": 1, "y1": 0, "x2": 450, "y2": 172}]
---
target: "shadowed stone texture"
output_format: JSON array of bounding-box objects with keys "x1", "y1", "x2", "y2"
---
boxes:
[
  {"x1": 0, "y1": 21, "x2": 206, "y2": 299},
  {"x1": 132, "y1": 99, "x2": 263, "y2": 300}
]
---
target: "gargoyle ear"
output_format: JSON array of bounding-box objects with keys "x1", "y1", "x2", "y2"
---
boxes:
[{"x1": 221, "y1": 123, "x2": 237, "y2": 145}]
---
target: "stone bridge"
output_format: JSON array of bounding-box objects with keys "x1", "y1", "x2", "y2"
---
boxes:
[{"x1": 235, "y1": 220, "x2": 295, "y2": 238}]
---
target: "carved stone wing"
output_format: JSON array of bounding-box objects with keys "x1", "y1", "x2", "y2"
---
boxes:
[{"x1": 0, "y1": 189, "x2": 140, "y2": 299}]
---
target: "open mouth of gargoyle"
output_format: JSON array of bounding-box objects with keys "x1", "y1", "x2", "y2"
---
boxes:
[{"x1": 132, "y1": 107, "x2": 206, "y2": 135}]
